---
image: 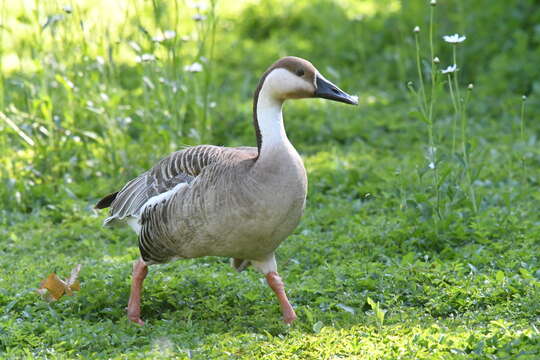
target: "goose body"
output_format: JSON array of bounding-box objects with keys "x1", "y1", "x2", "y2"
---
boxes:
[
  {"x1": 103, "y1": 144, "x2": 306, "y2": 263},
  {"x1": 96, "y1": 57, "x2": 357, "y2": 325}
]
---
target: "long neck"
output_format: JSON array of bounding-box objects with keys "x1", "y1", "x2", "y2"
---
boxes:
[{"x1": 253, "y1": 77, "x2": 289, "y2": 160}]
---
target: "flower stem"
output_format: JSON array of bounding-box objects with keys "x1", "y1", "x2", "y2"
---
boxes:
[
  {"x1": 520, "y1": 97, "x2": 527, "y2": 184},
  {"x1": 461, "y1": 89, "x2": 478, "y2": 214},
  {"x1": 447, "y1": 73, "x2": 459, "y2": 153},
  {"x1": 414, "y1": 33, "x2": 428, "y2": 120},
  {"x1": 428, "y1": 5, "x2": 441, "y2": 221},
  {"x1": 452, "y1": 46, "x2": 462, "y2": 114}
]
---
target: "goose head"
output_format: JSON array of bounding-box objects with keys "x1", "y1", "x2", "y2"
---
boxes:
[
  {"x1": 256, "y1": 56, "x2": 358, "y2": 105},
  {"x1": 253, "y1": 56, "x2": 358, "y2": 154}
]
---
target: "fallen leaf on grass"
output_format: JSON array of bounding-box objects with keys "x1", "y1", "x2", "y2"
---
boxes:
[{"x1": 37, "y1": 264, "x2": 81, "y2": 301}]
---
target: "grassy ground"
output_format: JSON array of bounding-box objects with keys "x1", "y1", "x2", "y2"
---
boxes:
[{"x1": 1, "y1": 0, "x2": 540, "y2": 358}]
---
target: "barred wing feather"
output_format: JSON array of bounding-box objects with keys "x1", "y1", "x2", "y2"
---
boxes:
[{"x1": 100, "y1": 145, "x2": 256, "y2": 226}]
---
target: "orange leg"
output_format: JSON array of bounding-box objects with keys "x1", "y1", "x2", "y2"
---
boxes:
[
  {"x1": 265, "y1": 271, "x2": 297, "y2": 324},
  {"x1": 127, "y1": 258, "x2": 148, "y2": 325}
]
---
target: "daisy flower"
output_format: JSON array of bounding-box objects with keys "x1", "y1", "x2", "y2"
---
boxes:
[
  {"x1": 443, "y1": 34, "x2": 466, "y2": 44},
  {"x1": 441, "y1": 64, "x2": 458, "y2": 74},
  {"x1": 136, "y1": 54, "x2": 156, "y2": 63},
  {"x1": 184, "y1": 62, "x2": 203, "y2": 73},
  {"x1": 153, "y1": 30, "x2": 176, "y2": 42}
]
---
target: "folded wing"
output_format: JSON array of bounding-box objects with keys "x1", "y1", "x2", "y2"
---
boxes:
[{"x1": 98, "y1": 145, "x2": 257, "y2": 226}]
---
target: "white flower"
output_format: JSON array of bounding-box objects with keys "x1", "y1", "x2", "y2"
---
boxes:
[
  {"x1": 164, "y1": 30, "x2": 176, "y2": 39},
  {"x1": 433, "y1": 56, "x2": 440, "y2": 64},
  {"x1": 428, "y1": 162, "x2": 435, "y2": 169},
  {"x1": 441, "y1": 64, "x2": 458, "y2": 74},
  {"x1": 522, "y1": 95, "x2": 527, "y2": 101},
  {"x1": 136, "y1": 54, "x2": 156, "y2": 63},
  {"x1": 468, "y1": 83, "x2": 474, "y2": 90},
  {"x1": 413, "y1": 26, "x2": 420, "y2": 33},
  {"x1": 443, "y1": 33, "x2": 466, "y2": 44},
  {"x1": 184, "y1": 62, "x2": 203, "y2": 72},
  {"x1": 430, "y1": 0, "x2": 437, "y2": 5},
  {"x1": 153, "y1": 30, "x2": 176, "y2": 42}
]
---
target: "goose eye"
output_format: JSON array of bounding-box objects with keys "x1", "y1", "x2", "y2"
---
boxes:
[{"x1": 296, "y1": 69, "x2": 305, "y2": 77}]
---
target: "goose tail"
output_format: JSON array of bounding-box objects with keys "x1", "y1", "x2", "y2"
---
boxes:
[{"x1": 95, "y1": 192, "x2": 118, "y2": 209}]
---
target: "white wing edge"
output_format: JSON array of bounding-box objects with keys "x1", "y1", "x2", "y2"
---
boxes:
[{"x1": 103, "y1": 182, "x2": 189, "y2": 234}]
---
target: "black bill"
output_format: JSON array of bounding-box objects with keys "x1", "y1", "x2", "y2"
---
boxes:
[{"x1": 314, "y1": 75, "x2": 358, "y2": 105}]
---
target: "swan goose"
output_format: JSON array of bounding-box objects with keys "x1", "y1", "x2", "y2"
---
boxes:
[{"x1": 96, "y1": 56, "x2": 357, "y2": 325}]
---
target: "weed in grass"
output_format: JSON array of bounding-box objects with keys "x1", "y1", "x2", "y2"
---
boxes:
[{"x1": 366, "y1": 297, "x2": 386, "y2": 331}]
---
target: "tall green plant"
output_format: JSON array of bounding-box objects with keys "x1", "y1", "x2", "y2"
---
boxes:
[
  {"x1": 408, "y1": 0, "x2": 442, "y2": 226},
  {"x1": 441, "y1": 33, "x2": 478, "y2": 214},
  {"x1": 408, "y1": 0, "x2": 481, "y2": 223}
]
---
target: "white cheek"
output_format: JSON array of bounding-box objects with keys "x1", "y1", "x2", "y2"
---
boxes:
[{"x1": 265, "y1": 68, "x2": 313, "y2": 97}]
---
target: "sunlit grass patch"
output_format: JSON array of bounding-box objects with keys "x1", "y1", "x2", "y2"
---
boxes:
[{"x1": 1, "y1": 0, "x2": 540, "y2": 358}]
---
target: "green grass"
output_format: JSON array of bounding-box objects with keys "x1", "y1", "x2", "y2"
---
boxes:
[{"x1": 1, "y1": 0, "x2": 540, "y2": 358}]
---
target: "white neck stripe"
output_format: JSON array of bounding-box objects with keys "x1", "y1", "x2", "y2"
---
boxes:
[{"x1": 255, "y1": 69, "x2": 293, "y2": 157}]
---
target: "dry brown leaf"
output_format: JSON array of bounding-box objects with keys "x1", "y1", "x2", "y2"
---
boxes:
[
  {"x1": 38, "y1": 273, "x2": 66, "y2": 301},
  {"x1": 37, "y1": 264, "x2": 82, "y2": 301}
]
